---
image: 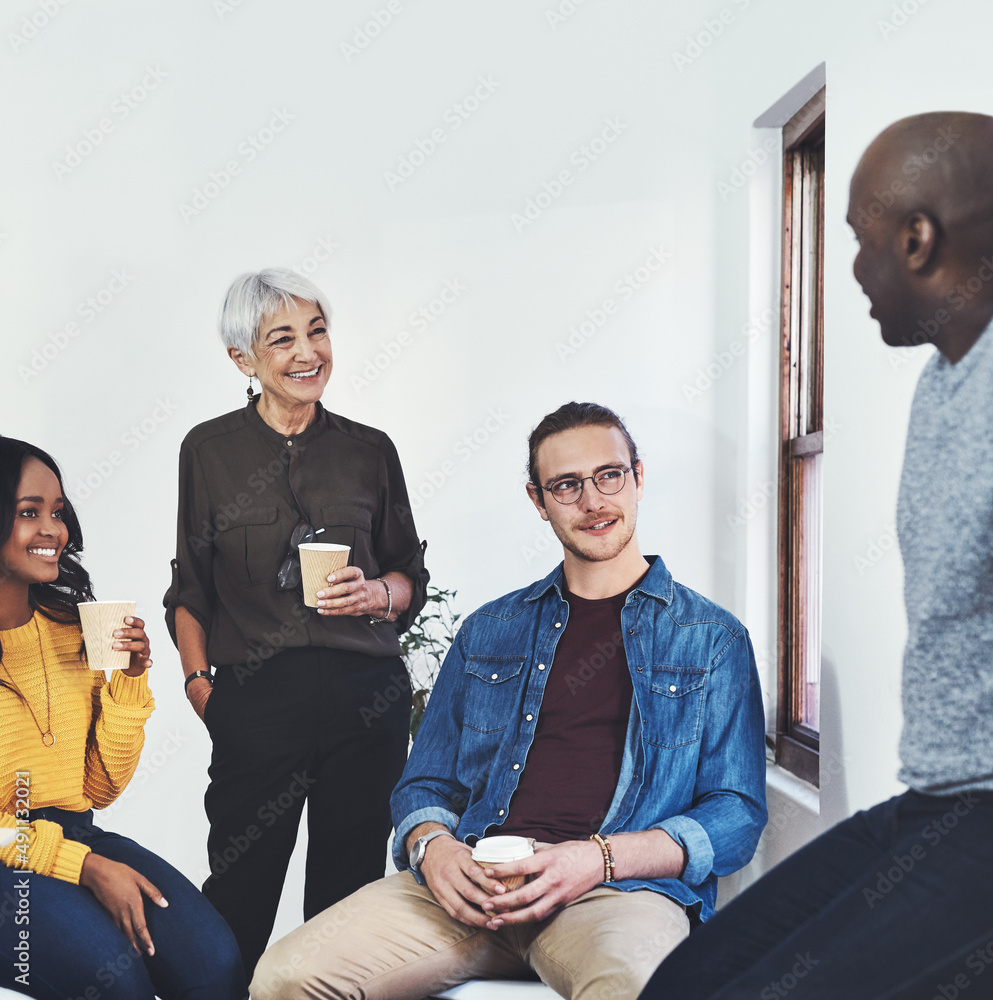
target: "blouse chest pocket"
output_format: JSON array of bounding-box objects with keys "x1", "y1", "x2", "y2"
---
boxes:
[
  {"x1": 463, "y1": 655, "x2": 526, "y2": 734},
  {"x1": 644, "y1": 665, "x2": 708, "y2": 749},
  {"x1": 319, "y1": 504, "x2": 373, "y2": 552},
  {"x1": 215, "y1": 506, "x2": 279, "y2": 586}
]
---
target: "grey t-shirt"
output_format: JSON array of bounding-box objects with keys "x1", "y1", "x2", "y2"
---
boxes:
[{"x1": 898, "y1": 323, "x2": 993, "y2": 793}]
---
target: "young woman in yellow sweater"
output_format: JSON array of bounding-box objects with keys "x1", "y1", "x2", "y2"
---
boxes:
[{"x1": 0, "y1": 437, "x2": 245, "y2": 999}]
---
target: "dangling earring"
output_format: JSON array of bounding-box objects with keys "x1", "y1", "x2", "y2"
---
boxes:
[{"x1": 247, "y1": 374, "x2": 255, "y2": 401}]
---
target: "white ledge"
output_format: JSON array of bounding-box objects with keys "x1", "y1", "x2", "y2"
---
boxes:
[{"x1": 765, "y1": 762, "x2": 820, "y2": 814}]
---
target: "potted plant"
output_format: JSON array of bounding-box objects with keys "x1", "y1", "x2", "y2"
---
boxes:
[{"x1": 401, "y1": 587, "x2": 461, "y2": 740}]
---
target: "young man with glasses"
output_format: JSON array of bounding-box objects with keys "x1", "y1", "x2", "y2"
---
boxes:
[{"x1": 251, "y1": 401, "x2": 767, "y2": 1000}]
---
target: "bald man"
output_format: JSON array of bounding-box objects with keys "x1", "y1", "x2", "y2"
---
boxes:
[{"x1": 639, "y1": 112, "x2": 993, "y2": 999}]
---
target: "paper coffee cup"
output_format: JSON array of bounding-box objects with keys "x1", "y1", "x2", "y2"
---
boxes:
[
  {"x1": 471, "y1": 836, "x2": 534, "y2": 891},
  {"x1": 299, "y1": 543, "x2": 350, "y2": 608},
  {"x1": 78, "y1": 600, "x2": 137, "y2": 672}
]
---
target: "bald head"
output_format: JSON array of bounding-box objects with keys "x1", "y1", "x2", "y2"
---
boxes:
[
  {"x1": 852, "y1": 113, "x2": 993, "y2": 246},
  {"x1": 848, "y1": 112, "x2": 993, "y2": 360}
]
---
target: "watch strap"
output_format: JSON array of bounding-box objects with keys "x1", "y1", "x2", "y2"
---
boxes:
[
  {"x1": 184, "y1": 669, "x2": 213, "y2": 693},
  {"x1": 410, "y1": 829, "x2": 454, "y2": 872}
]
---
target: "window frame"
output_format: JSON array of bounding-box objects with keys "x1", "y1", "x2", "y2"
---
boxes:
[{"x1": 775, "y1": 87, "x2": 825, "y2": 787}]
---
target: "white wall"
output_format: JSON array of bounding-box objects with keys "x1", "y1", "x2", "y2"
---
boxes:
[{"x1": 1, "y1": 0, "x2": 989, "y2": 944}]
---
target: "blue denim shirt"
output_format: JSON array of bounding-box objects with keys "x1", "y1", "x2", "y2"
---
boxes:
[{"x1": 391, "y1": 555, "x2": 767, "y2": 922}]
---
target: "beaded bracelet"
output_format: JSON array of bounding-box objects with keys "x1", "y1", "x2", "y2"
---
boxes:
[
  {"x1": 368, "y1": 577, "x2": 393, "y2": 625},
  {"x1": 590, "y1": 832, "x2": 615, "y2": 882}
]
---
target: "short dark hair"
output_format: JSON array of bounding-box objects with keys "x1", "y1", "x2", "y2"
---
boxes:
[{"x1": 527, "y1": 402, "x2": 639, "y2": 503}]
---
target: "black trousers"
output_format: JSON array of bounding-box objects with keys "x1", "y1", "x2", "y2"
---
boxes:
[
  {"x1": 640, "y1": 789, "x2": 993, "y2": 1000},
  {"x1": 202, "y1": 645, "x2": 412, "y2": 980}
]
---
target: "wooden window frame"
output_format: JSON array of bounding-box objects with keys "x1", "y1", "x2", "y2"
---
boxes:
[{"x1": 776, "y1": 88, "x2": 825, "y2": 787}]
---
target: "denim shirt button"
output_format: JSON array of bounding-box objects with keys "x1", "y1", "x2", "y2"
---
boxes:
[
  {"x1": 512, "y1": 764, "x2": 520, "y2": 770},
  {"x1": 628, "y1": 628, "x2": 635, "y2": 635},
  {"x1": 538, "y1": 663, "x2": 546, "y2": 670},
  {"x1": 491, "y1": 673, "x2": 498, "y2": 680},
  {"x1": 554, "y1": 622, "x2": 562, "y2": 628},
  {"x1": 636, "y1": 667, "x2": 643, "y2": 673},
  {"x1": 498, "y1": 809, "x2": 505, "y2": 816},
  {"x1": 525, "y1": 714, "x2": 533, "y2": 721}
]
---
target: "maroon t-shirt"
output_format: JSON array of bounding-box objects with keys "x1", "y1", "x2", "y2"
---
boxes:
[{"x1": 499, "y1": 586, "x2": 634, "y2": 843}]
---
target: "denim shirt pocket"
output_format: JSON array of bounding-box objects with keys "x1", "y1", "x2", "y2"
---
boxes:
[
  {"x1": 645, "y1": 665, "x2": 708, "y2": 748},
  {"x1": 464, "y1": 655, "x2": 526, "y2": 734}
]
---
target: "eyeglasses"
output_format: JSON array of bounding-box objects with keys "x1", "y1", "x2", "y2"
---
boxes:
[
  {"x1": 276, "y1": 520, "x2": 325, "y2": 590},
  {"x1": 537, "y1": 467, "x2": 633, "y2": 505}
]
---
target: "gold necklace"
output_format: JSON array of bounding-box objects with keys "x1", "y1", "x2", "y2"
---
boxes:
[{"x1": 1, "y1": 619, "x2": 55, "y2": 747}]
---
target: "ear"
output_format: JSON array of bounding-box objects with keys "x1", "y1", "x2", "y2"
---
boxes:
[
  {"x1": 526, "y1": 482, "x2": 549, "y2": 521},
  {"x1": 901, "y1": 212, "x2": 939, "y2": 272},
  {"x1": 227, "y1": 345, "x2": 255, "y2": 378},
  {"x1": 633, "y1": 461, "x2": 645, "y2": 501}
]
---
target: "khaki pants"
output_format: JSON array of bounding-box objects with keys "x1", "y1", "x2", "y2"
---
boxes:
[{"x1": 251, "y1": 871, "x2": 689, "y2": 1000}]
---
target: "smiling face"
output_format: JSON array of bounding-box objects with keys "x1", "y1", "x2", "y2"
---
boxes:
[
  {"x1": 228, "y1": 296, "x2": 332, "y2": 416},
  {"x1": 847, "y1": 141, "x2": 932, "y2": 348},
  {"x1": 527, "y1": 424, "x2": 643, "y2": 568},
  {"x1": 0, "y1": 457, "x2": 69, "y2": 592}
]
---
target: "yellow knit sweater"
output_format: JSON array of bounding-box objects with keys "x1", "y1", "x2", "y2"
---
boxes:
[{"x1": 0, "y1": 612, "x2": 154, "y2": 883}]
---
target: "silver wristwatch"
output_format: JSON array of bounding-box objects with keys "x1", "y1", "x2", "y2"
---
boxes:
[{"x1": 409, "y1": 829, "x2": 455, "y2": 873}]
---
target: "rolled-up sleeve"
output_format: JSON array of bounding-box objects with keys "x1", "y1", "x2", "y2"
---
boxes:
[
  {"x1": 657, "y1": 630, "x2": 767, "y2": 886},
  {"x1": 164, "y1": 438, "x2": 215, "y2": 645},
  {"x1": 391, "y1": 620, "x2": 472, "y2": 868},
  {"x1": 375, "y1": 434, "x2": 428, "y2": 632}
]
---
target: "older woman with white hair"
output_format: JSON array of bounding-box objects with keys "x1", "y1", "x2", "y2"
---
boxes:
[{"x1": 164, "y1": 268, "x2": 428, "y2": 980}]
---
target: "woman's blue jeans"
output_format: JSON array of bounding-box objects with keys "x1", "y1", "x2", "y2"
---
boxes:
[
  {"x1": 640, "y1": 790, "x2": 993, "y2": 999},
  {"x1": 0, "y1": 809, "x2": 246, "y2": 999}
]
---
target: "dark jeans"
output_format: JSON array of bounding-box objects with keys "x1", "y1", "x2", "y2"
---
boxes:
[
  {"x1": 640, "y1": 789, "x2": 993, "y2": 1000},
  {"x1": 202, "y1": 646, "x2": 411, "y2": 979},
  {"x1": 0, "y1": 809, "x2": 245, "y2": 1000}
]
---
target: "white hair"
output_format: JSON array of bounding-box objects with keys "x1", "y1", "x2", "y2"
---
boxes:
[{"x1": 219, "y1": 268, "x2": 333, "y2": 356}]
